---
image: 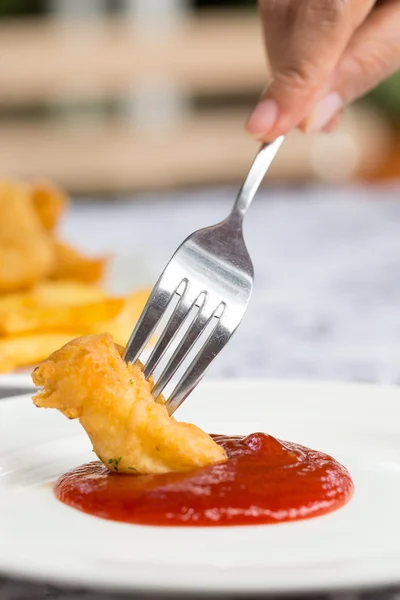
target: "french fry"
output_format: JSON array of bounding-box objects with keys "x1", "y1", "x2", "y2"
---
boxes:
[
  {"x1": 0, "y1": 332, "x2": 84, "y2": 372},
  {"x1": 30, "y1": 281, "x2": 107, "y2": 307},
  {"x1": 0, "y1": 281, "x2": 106, "y2": 312},
  {"x1": 0, "y1": 290, "x2": 149, "y2": 371},
  {"x1": 90, "y1": 289, "x2": 149, "y2": 346},
  {"x1": 0, "y1": 290, "x2": 28, "y2": 311},
  {"x1": 51, "y1": 241, "x2": 107, "y2": 284},
  {"x1": 0, "y1": 297, "x2": 125, "y2": 336}
]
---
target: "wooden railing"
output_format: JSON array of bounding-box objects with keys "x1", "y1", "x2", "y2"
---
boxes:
[
  {"x1": 0, "y1": 13, "x2": 391, "y2": 192},
  {"x1": 0, "y1": 14, "x2": 265, "y2": 104}
]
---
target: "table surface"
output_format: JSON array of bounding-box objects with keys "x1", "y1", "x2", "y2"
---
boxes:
[{"x1": 2, "y1": 183, "x2": 400, "y2": 599}]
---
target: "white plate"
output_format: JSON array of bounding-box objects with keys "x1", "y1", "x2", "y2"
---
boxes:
[
  {"x1": 0, "y1": 372, "x2": 35, "y2": 388},
  {"x1": 0, "y1": 379, "x2": 400, "y2": 596}
]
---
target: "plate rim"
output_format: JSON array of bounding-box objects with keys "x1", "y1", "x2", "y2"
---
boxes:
[{"x1": 0, "y1": 372, "x2": 35, "y2": 388}]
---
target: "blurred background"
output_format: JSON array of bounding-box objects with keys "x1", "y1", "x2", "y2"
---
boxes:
[{"x1": 0, "y1": 0, "x2": 398, "y2": 195}]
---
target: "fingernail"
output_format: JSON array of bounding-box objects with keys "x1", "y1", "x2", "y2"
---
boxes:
[
  {"x1": 305, "y1": 93, "x2": 342, "y2": 132},
  {"x1": 321, "y1": 111, "x2": 342, "y2": 133},
  {"x1": 246, "y1": 99, "x2": 279, "y2": 139}
]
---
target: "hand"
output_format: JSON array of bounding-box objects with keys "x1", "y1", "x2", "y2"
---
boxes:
[{"x1": 246, "y1": 0, "x2": 400, "y2": 141}]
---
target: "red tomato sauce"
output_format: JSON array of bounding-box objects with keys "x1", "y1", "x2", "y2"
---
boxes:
[{"x1": 54, "y1": 433, "x2": 353, "y2": 526}]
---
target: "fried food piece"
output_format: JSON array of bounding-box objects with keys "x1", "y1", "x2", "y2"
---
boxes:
[
  {"x1": 30, "y1": 182, "x2": 107, "y2": 284},
  {"x1": 0, "y1": 181, "x2": 54, "y2": 292},
  {"x1": 0, "y1": 332, "x2": 83, "y2": 372},
  {"x1": 0, "y1": 178, "x2": 107, "y2": 293},
  {"x1": 32, "y1": 333, "x2": 227, "y2": 474},
  {"x1": 30, "y1": 181, "x2": 67, "y2": 231},
  {"x1": 51, "y1": 241, "x2": 106, "y2": 284}
]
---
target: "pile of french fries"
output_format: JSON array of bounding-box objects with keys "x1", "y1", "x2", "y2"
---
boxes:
[{"x1": 0, "y1": 180, "x2": 148, "y2": 372}]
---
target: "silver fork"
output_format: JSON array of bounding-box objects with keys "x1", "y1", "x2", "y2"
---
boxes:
[{"x1": 123, "y1": 136, "x2": 284, "y2": 414}]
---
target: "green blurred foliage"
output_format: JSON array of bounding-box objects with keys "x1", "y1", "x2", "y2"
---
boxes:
[
  {"x1": 366, "y1": 72, "x2": 400, "y2": 123},
  {"x1": 0, "y1": 0, "x2": 43, "y2": 16}
]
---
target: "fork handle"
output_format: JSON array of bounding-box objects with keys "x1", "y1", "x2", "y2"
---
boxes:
[{"x1": 231, "y1": 136, "x2": 284, "y2": 219}]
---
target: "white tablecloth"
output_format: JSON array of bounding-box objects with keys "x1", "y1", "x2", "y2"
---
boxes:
[{"x1": 62, "y1": 183, "x2": 400, "y2": 384}]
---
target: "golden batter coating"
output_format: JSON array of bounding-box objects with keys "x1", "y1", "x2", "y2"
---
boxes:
[{"x1": 32, "y1": 333, "x2": 227, "y2": 474}]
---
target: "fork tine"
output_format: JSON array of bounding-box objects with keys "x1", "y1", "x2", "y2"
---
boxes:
[
  {"x1": 165, "y1": 314, "x2": 231, "y2": 415},
  {"x1": 152, "y1": 300, "x2": 216, "y2": 399},
  {"x1": 143, "y1": 285, "x2": 204, "y2": 379},
  {"x1": 123, "y1": 281, "x2": 178, "y2": 364}
]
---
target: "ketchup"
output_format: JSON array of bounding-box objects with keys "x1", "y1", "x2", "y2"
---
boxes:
[{"x1": 55, "y1": 433, "x2": 353, "y2": 526}]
